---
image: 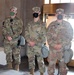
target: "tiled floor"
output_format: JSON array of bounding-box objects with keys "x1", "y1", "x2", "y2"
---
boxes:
[{"x1": 0, "y1": 56, "x2": 74, "y2": 75}]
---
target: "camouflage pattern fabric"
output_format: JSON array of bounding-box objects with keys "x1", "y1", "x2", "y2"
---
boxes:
[
  {"x1": 25, "y1": 20, "x2": 46, "y2": 73},
  {"x1": 32, "y1": 7, "x2": 40, "y2": 12},
  {"x1": 56, "y1": 8, "x2": 64, "y2": 14},
  {"x1": 47, "y1": 20, "x2": 73, "y2": 75},
  {"x1": 2, "y1": 17, "x2": 23, "y2": 64}
]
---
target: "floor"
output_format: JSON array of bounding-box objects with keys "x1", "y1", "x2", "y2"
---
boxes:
[{"x1": 0, "y1": 56, "x2": 74, "y2": 75}]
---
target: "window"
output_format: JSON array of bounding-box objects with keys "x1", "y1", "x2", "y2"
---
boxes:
[
  {"x1": 61, "y1": 0, "x2": 70, "y2": 3},
  {"x1": 44, "y1": 0, "x2": 49, "y2": 4},
  {"x1": 71, "y1": 0, "x2": 74, "y2": 3},
  {"x1": 43, "y1": 0, "x2": 74, "y2": 4},
  {"x1": 51, "y1": 0, "x2": 60, "y2": 4}
]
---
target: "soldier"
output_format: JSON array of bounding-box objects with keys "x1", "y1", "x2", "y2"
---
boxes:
[
  {"x1": 2, "y1": 6, "x2": 23, "y2": 71},
  {"x1": 47, "y1": 8, "x2": 73, "y2": 75},
  {"x1": 25, "y1": 7, "x2": 46, "y2": 75}
]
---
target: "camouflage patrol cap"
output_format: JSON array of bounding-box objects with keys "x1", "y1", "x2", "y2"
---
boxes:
[
  {"x1": 32, "y1": 7, "x2": 41, "y2": 12},
  {"x1": 10, "y1": 6, "x2": 17, "y2": 11},
  {"x1": 56, "y1": 8, "x2": 64, "y2": 14}
]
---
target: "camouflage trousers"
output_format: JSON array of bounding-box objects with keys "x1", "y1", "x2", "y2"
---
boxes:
[
  {"x1": 4, "y1": 42, "x2": 21, "y2": 65},
  {"x1": 48, "y1": 48, "x2": 67, "y2": 75},
  {"x1": 27, "y1": 46, "x2": 45, "y2": 73}
]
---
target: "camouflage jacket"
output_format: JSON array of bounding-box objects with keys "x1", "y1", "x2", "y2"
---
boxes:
[
  {"x1": 2, "y1": 17, "x2": 23, "y2": 41},
  {"x1": 25, "y1": 20, "x2": 46, "y2": 46},
  {"x1": 47, "y1": 20, "x2": 73, "y2": 48}
]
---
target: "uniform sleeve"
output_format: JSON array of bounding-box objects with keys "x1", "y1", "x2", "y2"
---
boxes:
[
  {"x1": 66, "y1": 22, "x2": 73, "y2": 41},
  {"x1": 2, "y1": 20, "x2": 7, "y2": 36},
  {"x1": 12, "y1": 19, "x2": 23, "y2": 38},
  {"x1": 62, "y1": 22, "x2": 73, "y2": 47},
  {"x1": 25, "y1": 23, "x2": 31, "y2": 42},
  {"x1": 2, "y1": 19, "x2": 11, "y2": 38},
  {"x1": 40, "y1": 22, "x2": 47, "y2": 43}
]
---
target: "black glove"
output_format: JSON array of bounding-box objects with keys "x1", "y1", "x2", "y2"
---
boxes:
[{"x1": 17, "y1": 39, "x2": 21, "y2": 46}]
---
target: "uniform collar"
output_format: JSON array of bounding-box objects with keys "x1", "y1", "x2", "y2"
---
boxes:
[
  {"x1": 33, "y1": 19, "x2": 41, "y2": 23},
  {"x1": 55, "y1": 20, "x2": 64, "y2": 25}
]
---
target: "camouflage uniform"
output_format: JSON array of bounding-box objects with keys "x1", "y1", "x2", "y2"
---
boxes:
[
  {"x1": 25, "y1": 7, "x2": 46, "y2": 74},
  {"x1": 47, "y1": 8, "x2": 73, "y2": 75},
  {"x1": 2, "y1": 17, "x2": 23, "y2": 65}
]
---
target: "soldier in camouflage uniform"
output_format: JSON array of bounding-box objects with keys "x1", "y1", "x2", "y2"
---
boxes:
[
  {"x1": 25, "y1": 7, "x2": 46, "y2": 75},
  {"x1": 47, "y1": 8, "x2": 73, "y2": 75},
  {"x1": 2, "y1": 6, "x2": 23, "y2": 71}
]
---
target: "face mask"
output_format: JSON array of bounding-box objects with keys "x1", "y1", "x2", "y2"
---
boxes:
[
  {"x1": 57, "y1": 14, "x2": 63, "y2": 20},
  {"x1": 33, "y1": 13, "x2": 38, "y2": 18},
  {"x1": 10, "y1": 12, "x2": 15, "y2": 16}
]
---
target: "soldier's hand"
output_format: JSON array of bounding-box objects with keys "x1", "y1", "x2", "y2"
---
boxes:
[
  {"x1": 7, "y1": 36, "x2": 12, "y2": 41},
  {"x1": 54, "y1": 44, "x2": 62, "y2": 50},
  {"x1": 28, "y1": 41, "x2": 35, "y2": 47}
]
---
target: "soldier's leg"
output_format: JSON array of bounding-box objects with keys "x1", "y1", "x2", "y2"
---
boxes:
[
  {"x1": 48, "y1": 50, "x2": 57, "y2": 75},
  {"x1": 33, "y1": 46, "x2": 45, "y2": 75},
  {"x1": 57, "y1": 51, "x2": 67, "y2": 75},
  {"x1": 37, "y1": 55, "x2": 45, "y2": 75},
  {"x1": 59, "y1": 60, "x2": 67, "y2": 75},
  {"x1": 13, "y1": 46, "x2": 21, "y2": 71},
  {"x1": 27, "y1": 46, "x2": 35, "y2": 75},
  {"x1": 4, "y1": 44, "x2": 13, "y2": 69}
]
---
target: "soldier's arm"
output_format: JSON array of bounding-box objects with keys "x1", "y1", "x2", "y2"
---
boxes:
[
  {"x1": 40, "y1": 22, "x2": 47, "y2": 43},
  {"x1": 67, "y1": 22, "x2": 73, "y2": 41},
  {"x1": 62, "y1": 22, "x2": 73, "y2": 47},
  {"x1": 2, "y1": 19, "x2": 11, "y2": 38},
  {"x1": 25, "y1": 23, "x2": 31, "y2": 43},
  {"x1": 2, "y1": 21, "x2": 7, "y2": 36}
]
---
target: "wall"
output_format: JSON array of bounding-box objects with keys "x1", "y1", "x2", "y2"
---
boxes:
[{"x1": 43, "y1": 3, "x2": 74, "y2": 14}]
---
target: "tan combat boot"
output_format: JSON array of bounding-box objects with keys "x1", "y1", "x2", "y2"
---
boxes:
[
  {"x1": 7, "y1": 62, "x2": 13, "y2": 69},
  {"x1": 15, "y1": 64, "x2": 19, "y2": 71},
  {"x1": 30, "y1": 69, "x2": 34, "y2": 75},
  {"x1": 40, "y1": 72, "x2": 43, "y2": 75}
]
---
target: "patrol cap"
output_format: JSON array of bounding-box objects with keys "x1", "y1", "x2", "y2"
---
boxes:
[
  {"x1": 32, "y1": 7, "x2": 41, "y2": 12},
  {"x1": 56, "y1": 8, "x2": 64, "y2": 14},
  {"x1": 10, "y1": 6, "x2": 17, "y2": 11}
]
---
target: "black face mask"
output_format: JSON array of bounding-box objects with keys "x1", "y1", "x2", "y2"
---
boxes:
[
  {"x1": 33, "y1": 13, "x2": 38, "y2": 18},
  {"x1": 57, "y1": 14, "x2": 63, "y2": 20}
]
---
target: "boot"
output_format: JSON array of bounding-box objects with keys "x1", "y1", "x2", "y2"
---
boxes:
[
  {"x1": 15, "y1": 64, "x2": 19, "y2": 71},
  {"x1": 7, "y1": 62, "x2": 13, "y2": 69},
  {"x1": 30, "y1": 69, "x2": 34, "y2": 75},
  {"x1": 40, "y1": 72, "x2": 43, "y2": 75}
]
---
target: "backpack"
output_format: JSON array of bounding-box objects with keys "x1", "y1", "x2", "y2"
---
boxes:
[
  {"x1": 41, "y1": 44, "x2": 49, "y2": 58},
  {"x1": 63, "y1": 48, "x2": 73, "y2": 63},
  {"x1": 17, "y1": 35, "x2": 25, "y2": 46}
]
